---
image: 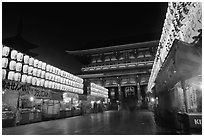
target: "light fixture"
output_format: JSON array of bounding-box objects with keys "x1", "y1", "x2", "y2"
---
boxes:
[{"x1": 29, "y1": 96, "x2": 34, "y2": 102}]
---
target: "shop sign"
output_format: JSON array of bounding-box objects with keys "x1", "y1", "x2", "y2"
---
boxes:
[
  {"x1": 2, "y1": 80, "x2": 29, "y2": 95},
  {"x1": 30, "y1": 86, "x2": 51, "y2": 99},
  {"x1": 188, "y1": 114, "x2": 202, "y2": 128}
]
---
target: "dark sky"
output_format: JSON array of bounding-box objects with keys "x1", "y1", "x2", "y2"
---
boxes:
[{"x1": 2, "y1": 2, "x2": 168, "y2": 74}]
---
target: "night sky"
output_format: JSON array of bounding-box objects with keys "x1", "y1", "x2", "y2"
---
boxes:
[{"x1": 2, "y1": 2, "x2": 168, "y2": 74}]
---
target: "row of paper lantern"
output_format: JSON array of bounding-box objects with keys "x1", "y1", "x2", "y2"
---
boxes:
[
  {"x1": 2, "y1": 46, "x2": 83, "y2": 84},
  {"x1": 2, "y1": 69, "x2": 83, "y2": 93},
  {"x1": 2, "y1": 69, "x2": 83, "y2": 89},
  {"x1": 2, "y1": 59, "x2": 83, "y2": 88},
  {"x1": 91, "y1": 92, "x2": 108, "y2": 98},
  {"x1": 91, "y1": 87, "x2": 108, "y2": 95},
  {"x1": 90, "y1": 83, "x2": 108, "y2": 92}
]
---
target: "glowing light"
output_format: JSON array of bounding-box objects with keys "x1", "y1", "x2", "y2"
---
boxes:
[
  {"x1": 30, "y1": 96, "x2": 34, "y2": 102},
  {"x1": 151, "y1": 98, "x2": 155, "y2": 102}
]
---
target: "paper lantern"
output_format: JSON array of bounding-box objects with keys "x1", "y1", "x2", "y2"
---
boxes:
[
  {"x1": 17, "y1": 53, "x2": 23, "y2": 62},
  {"x1": 60, "y1": 70, "x2": 63, "y2": 77},
  {"x1": 38, "y1": 61, "x2": 42, "y2": 69},
  {"x1": 8, "y1": 71, "x2": 15, "y2": 80},
  {"x1": 57, "y1": 83, "x2": 61, "y2": 90},
  {"x1": 51, "y1": 82, "x2": 55, "y2": 89},
  {"x1": 52, "y1": 66, "x2": 55, "y2": 74},
  {"x1": 2, "y1": 46, "x2": 10, "y2": 57},
  {"x1": 14, "y1": 73, "x2": 21, "y2": 81},
  {"x1": 42, "y1": 62, "x2": 46, "y2": 70},
  {"x1": 28, "y1": 66, "x2": 33, "y2": 75},
  {"x1": 29, "y1": 57, "x2": 34, "y2": 66},
  {"x1": 48, "y1": 81, "x2": 52, "y2": 88},
  {"x1": 36, "y1": 78, "x2": 41, "y2": 86},
  {"x1": 40, "y1": 79, "x2": 45, "y2": 87},
  {"x1": 2, "y1": 69, "x2": 6, "y2": 79},
  {"x1": 41, "y1": 71, "x2": 45, "y2": 78},
  {"x1": 34, "y1": 59, "x2": 39, "y2": 68},
  {"x1": 46, "y1": 65, "x2": 50, "y2": 72},
  {"x1": 2, "y1": 58, "x2": 8, "y2": 68},
  {"x1": 11, "y1": 50, "x2": 18, "y2": 60},
  {"x1": 37, "y1": 69, "x2": 42, "y2": 77},
  {"x1": 23, "y1": 55, "x2": 29, "y2": 64},
  {"x1": 23, "y1": 65, "x2": 29, "y2": 74},
  {"x1": 21, "y1": 74, "x2": 27, "y2": 83},
  {"x1": 32, "y1": 68, "x2": 37, "y2": 76},
  {"x1": 44, "y1": 80, "x2": 49, "y2": 88},
  {"x1": 31, "y1": 77, "x2": 37, "y2": 85},
  {"x1": 9, "y1": 60, "x2": 16, "y2": 70},
  {"x1": 58, "y1": 69, "x2": 61, "y2": 75},
  {"x1": 16, "y1": 62, "x2": 22, "y2": 72},
  {"x1": 49, "y1": 73, "x2": 52, "y2": 80},
  {"x1": 49, "y1": 65, "x2": 53, "y2": 73},
  {"x1": 45, "y1": 73, "x2": 49, "y2": 80}
]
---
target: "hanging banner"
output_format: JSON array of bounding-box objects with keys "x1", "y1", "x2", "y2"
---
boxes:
[{"x1": 2, "y1": 80, "x2": 30, "y2": 95}]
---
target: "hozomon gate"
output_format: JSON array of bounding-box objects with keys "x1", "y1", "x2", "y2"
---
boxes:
[{"x1": 66, "y1": 40, "x2": 158, "y2": 110}]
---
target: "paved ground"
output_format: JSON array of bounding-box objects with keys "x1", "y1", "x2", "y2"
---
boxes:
[{"x1": 2, "y1": 110, "x2": 176, "y2": 135}]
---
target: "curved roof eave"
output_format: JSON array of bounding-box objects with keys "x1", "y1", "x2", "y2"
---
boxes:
[{"x1": 66, "y1": 40, "x2": 159, "y2": 55}]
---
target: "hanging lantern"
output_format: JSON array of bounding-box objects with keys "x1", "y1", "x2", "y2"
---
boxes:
[
  {"x1": 2, "y1": 46, "x2": 10, "y2": 57},
  {"x1": 49, "y1": 73, "x2": 53, "y2": 80},
  {"x1": 23, "y1": 55, "x2": 29, "y2": 64},
  {"x1": 42, "y1": 62, "x2": 46, "y2": 70},
  {"x1": 58, "y1": 69, "x2": 61, "y2": 76},
  {"x1": 52, "y1": 66, "x2": 55, "y2": 74},
  {"x1": 17, "y1": 52, "x2": 23, "y2": 62},
  {"x1": 23, "y1": 65, "x2": 29, "y2": 74},
  {"x1": 36, "y1": 78, "x2": 41, "y2": 86},
  {"x1": 29, "y1": 57, "x2": 34, "y2": 66},
  {"x1": 38, "y1": 61, "x2": 42, "y2": 69},
  {"x1": 49, "y1": 65, "x2": 53, "y2": 73},
  {"x1": 28, "y1": 66, "x2": 33, "y2": 75},
  {"x1": 60, "y1": 77, "x2": 63, "y2": 83},
  {"x1": 44, "y1": 80, "x2": 49, "y2": 88},
  {"x1": 60, "y1": 84, "x2": 63, "y2": 90},
  {"x1": 41, "y1": 71, "x2": 45, "y2": 78},
  {"x1": 33, "y1": 59, "x2": 39, "y2": 68},
  {"x1": 34, "y1": 59, "x2": 39, "y2": 68},
  {"x1": 51, "y1": 82, "x2": 55, "y2": 89},
  {"x1": 45, "y1": 73, "x2": 50, "y2": 80},
  {"x1": 48, "y1": 81, "x2": 52, "y2": 88},
  {"x1": 60, "y1": 70, "x2": 63, "y2": 77},
  {"x1": 8, "y1": 71, "x2": 15, "y2": 80},
  {"x1": 14, "y1": 73, "x2": 21, "y2": 81},
  {"x1": 37, "y1": 69, "x2": 42, "y2": 77},
  {"x1": 40, "y1": 79, "x2": 45, "y2": 87},
  {"x1": 9, "y1": 60, "x2": 16, "y2": 70},
  {"x1": 2, "y1": 58, "x2": 8, "y2": 68},
  {"x1": 31, "y1": 77, "x2": 37, "y2": 85},
  {"x1": 2, "y1": 69, "x2": 7, "y2": 80},
  {"x1": 32, "y1": 68, "x2": 37, "y2": 76},
  {"x1": 54, "y1": 75, "x2": 57, "y2": 82},
  {"x1": 46, "y1": 65, "x2": 50, "y2": 72},
  {"x1": 16, "y1": 62, "x2": 22, "y2": 72},
  {"x1": 21, "y1": 74, "x2": 27, "y2": 83},
  {"x1": 11, "y1": 50, "x2": 18, "y2": 60}
]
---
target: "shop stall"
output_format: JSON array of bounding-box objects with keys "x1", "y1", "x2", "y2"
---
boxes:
[{"x1": 2, "y1": 45, "x2": 84, "y2": 126}]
